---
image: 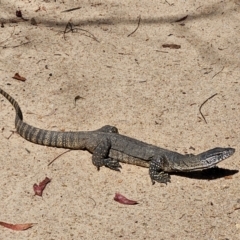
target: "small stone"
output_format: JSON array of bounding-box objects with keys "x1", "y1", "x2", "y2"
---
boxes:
[{"x1": 31, "y1": 18, "x2": 37, "y2": 25}]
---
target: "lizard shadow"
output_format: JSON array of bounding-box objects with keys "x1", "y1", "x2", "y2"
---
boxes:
[{"x1": 172, "y1": 167, "x2": 238, "y2": 180}]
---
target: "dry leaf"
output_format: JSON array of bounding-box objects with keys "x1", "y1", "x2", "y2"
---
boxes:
[
  {"x1": 114, "y1": 193, "x2": 138, "y2": 205},
  {"x1": 33, "y1": 177, "x2": 51, "y2": 196},
  {"x1": 12, "y1": 73, "x2": 26, "y2": 82},
  {"x1": 0, "y1": 221, "x2": 34, "y2": 231},
  {"x1": 162, "y1": 44, "x2": 181, "y2": 49}
]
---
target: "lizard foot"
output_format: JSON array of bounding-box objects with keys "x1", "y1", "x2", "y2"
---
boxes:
[
  {"x1": 103, "y1": 158, "x2": 122, "y2": 171},
  {"x1": 150, "y1": 172, "x2": 171, "y2": 185},
  {"x1": 149, "y1": 156, "x2": 171, "y2": 184}
]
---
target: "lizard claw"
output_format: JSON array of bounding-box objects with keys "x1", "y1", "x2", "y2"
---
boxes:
[
  {"x1": 103, "y1": 158, "x2": 122, "y2": 171},
  {"x1": 149, "y1": 156, "x2": 171, "y2": 184},
  {"x1": 151, "y1": 172, "x2": 171, "y2": 185}
]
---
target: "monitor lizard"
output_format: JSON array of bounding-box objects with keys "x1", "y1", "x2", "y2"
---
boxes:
[{"x1": 0, "y1": 88, "x2": 235, "y2": 184}]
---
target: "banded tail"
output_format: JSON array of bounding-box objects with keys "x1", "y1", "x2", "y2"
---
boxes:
[
  {"x1": 0, "y1": 88, "x2": 84, "y2": 149},
  {"x1": 0, "y1": 88, "x2": 23, "y2": 121}
]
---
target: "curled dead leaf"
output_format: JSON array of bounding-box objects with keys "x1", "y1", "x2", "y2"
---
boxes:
[
  {"x1": 0, "y1": 221, "x2": 34, "y2": 231},
  {"x1": 33, "y1": 177, "x2": 51, "y2": 196},
  {"x1": 12, "y1": 73, "x2": 26, "y2": 82},
  {"x1": 114, "y1": 193, "x2": 138, "y2": 205}
]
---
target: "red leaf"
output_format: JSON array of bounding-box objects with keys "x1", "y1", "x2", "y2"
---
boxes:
[
  {"x1": 0, "y1": 221, "x2": 34, "y2": 231},
  {"x1": 33, "y1": 177, "x2": 51, "y2": 196},
  {"x1": 12, "y1": 73, "x2": 26, "y2": 82},
  {"x1": 114, "y1": 193, "x2": 138, "y2": 205}
]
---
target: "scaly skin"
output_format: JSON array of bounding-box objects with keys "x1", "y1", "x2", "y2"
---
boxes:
[{"x1": 0, "y1": 88, "x2": 235, "y2": 184}]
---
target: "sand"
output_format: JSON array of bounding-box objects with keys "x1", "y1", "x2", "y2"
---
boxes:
[{"x1": 0, "y1": 0, "x2": 239, "y2": 239}]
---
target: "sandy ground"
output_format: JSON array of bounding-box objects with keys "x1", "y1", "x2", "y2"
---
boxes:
[{"x1": 0, "y1": 0, "x2": 239, "y2": 239}]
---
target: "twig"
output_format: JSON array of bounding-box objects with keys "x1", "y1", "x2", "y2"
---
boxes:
[
  {"x1": 88, "y1": 197, "x2": 97, "y2": 208},
  {"x1": 0, "y1": 27, "x2": 15, "y2": 45},
  {"x1": 48, "y1": 149, "x2": 71, "y2": 166},
  {"x1": 7, "y1": 131, "x2": 15, "y2": 139},
  {"x1": 61, "y1": 7, "x2": 81, "y2": 13},
  {"x1": 75, "y1": 27, "x2": 100, "y2": 42},
  {"x1": 212, "y1": 66, "x2": 224, "y2": 79},
  {"x1": 127, "y1": 16, "x2": 141, "y2": 37},
  {"x1": 179, "y1": 213, "x2": 185, "y2": 219},
  {"x1": 156, "y1": 50, "x2": 168, "y2": 53},
  {"x1": 0, "y1": 41, "x2": 31, "y2": 48},
  {"x1": 63, "y1": 21, "x2": 99, "y2": 42},
  {"x1": 175, "y1": 15, "x2": 188, "y2": 22},
  {"x1": 41, "y1": 108, "x2": 58, "y2": 118},
  {"x1": 227, "y1": 207, "x2": 240, "y2": 215},
  {"x1": 199, "y1": 93, "x2": 218, "y2": 124},
  {"x1": 63, "y1": 21, "x2": 73, "y2": 40},
  {"x1": 165, "y1": 0, "x2": 174, "y2": 6}
]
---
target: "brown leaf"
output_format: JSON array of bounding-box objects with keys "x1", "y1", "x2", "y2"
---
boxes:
[
  {"x1": 33, "y1": 177, "x2": 51, "y2": 196},
  {"x1": 12, "y1": 73, "x2": 26, "y2": 82},
  {"x1": 114, "y1": 193, "x2": 138, "y2": 205},
  {"x1": 162, "y1": 44, "x2": 181, "y2": 49},
  {"x1": 0, "y1": 221, "x2": 34, "y2": 231}
]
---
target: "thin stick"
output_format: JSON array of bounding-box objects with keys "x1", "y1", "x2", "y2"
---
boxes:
[
  {"x1": 89, "y1": 197, "x2": 97, "y2": 208},
  {"x1": 127, "y1": 16, "x2": 141, "y2": 37},
  {"x1": 48, "y1": 149, "x2": 71, "y2": 166},
  {"x1": 75, "y1": 27, "x2": 100, "y2": 42},
  {"x1": 0, "y1": 41, "x2": 31, "y2": 49},
  {"x1": 63, "y1": 21, "x2": 73, "y2": 40},
  {"x1": 63, "y1": 21, "x2": 99, "y2": 42},
  {"x1": 61, "y1": 7, "x2": 81, "y2": 13},
  {"x1": 0, "y1": 27, "x2": 15, "y2": 45},
  {"x1": 7, "y1": 131, "x2": 15, "y2": 139},
  {"x1": 165, "y1": 0, "x2": 174, "y2": 6},
  {"x1": 199, "y1": 93, "x2": 218, "y2": 124},
  {"x1": 212, "y1": 66, "x2": 224, "y2": 79}
]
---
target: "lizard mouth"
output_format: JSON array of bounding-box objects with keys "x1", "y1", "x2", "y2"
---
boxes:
[
  {"x1": 177, "y1": 147, "x2": 236, "y2": 172},
  {"x1": 201, "y1": 147, "x2": 235, "y2": 163}
]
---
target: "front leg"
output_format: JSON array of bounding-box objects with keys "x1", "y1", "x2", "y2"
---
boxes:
[
  {"x1": 92, "y1": 138, "x2": 122, "y2": 171},
  {"x1": 149, "y1": 156, "x2": 171, "y2": 184}
]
